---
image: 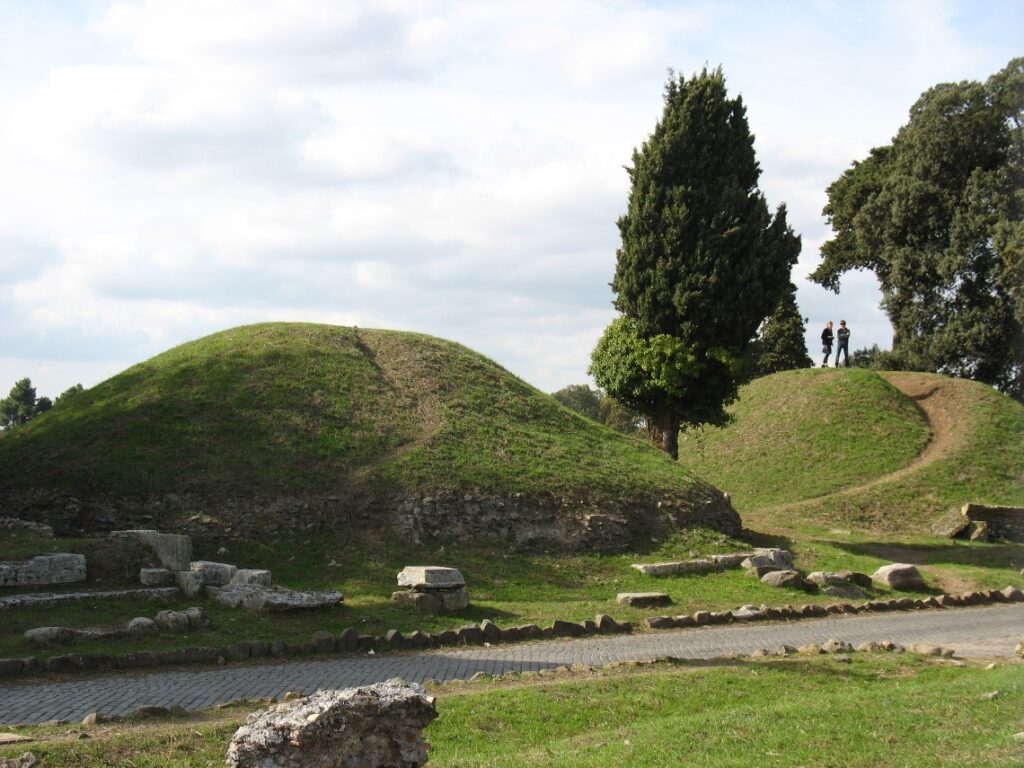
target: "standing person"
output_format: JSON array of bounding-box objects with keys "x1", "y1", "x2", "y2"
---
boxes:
[
  {"x1": 835, "y1": 320, "x2": 850, "y2": 367},
  {"x1": 820, "y1": 321, "x2": 834, "y2": 367}
]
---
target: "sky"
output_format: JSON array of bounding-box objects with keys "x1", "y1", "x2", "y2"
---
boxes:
[{"x1": 1, "y1": 0, "x2": 1021, "y2": 398}]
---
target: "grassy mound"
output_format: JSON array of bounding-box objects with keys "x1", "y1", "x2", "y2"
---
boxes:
[
  {"x1": 676, "y1": 368, "x2": 931, "y2": 510},
  {"x1": 0, "y1": 323, "x2": 703, "y2": 503}
]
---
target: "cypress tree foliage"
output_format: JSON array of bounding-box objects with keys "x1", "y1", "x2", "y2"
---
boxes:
[
  {"x1": 745, "y1": 283, "x2": 813, "y2": 379},
  {"x1": 812, "y1": 58, "x2": 1023, "y2": 400},
  {"x1": 590, "y1": 68, "x2": 801, "y2": 457}
]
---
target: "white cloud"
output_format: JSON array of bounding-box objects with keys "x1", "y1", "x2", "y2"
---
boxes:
[{"x1": 0, "y1": 0, "x2": 1021, "y2": 398}]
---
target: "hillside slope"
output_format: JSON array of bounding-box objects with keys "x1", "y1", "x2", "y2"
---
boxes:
[
  {"x1": 677, "y1": 368, "x2": 1024, "y2": 534},
  {"x1": 0, "y1": 323, "x2": 735, "y2": 545}
]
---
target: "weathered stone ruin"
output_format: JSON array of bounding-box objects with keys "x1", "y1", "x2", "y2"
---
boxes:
[
  {"x1": 392, "y1": 566, "x2": 469, "y2": 614},
  {"x1": 937, "y1": 503, "x2": 1024, "y2": 542},
  {"x1": 0, "y1": 553, "x2": 86, "y2": 587},
  {"x1": 225, "y1": 678, "x2": 437, "y2": 768}
]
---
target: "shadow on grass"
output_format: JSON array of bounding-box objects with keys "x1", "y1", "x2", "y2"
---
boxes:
[{"x1": 829, "y1": 540, "x2": 1024, "y2": 570}]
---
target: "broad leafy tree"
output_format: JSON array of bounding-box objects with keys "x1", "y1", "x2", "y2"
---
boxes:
[
  {"x1": 552, "y1": 384, "x2": 643, "y2": 434},
  {"x1": 0, "y1": 378, "x2": 51, "y2": 428},
  {"x1": 590, "y1": 68, "x2": 801, "y2": 457},
  {"x1": 812, "y1": 58, "x2": 1023, "y2": 400}
]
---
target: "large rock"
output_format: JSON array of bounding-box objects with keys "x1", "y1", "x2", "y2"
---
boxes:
[
  {"x1": 207, "y1": 585, "x2": 343, "y2": 612},
  {"x1": 126, "y1": 617, "x2": 158, "y2": 635},
  {"x1": 760, "y1": 570, "x2": 803, "y2": 589},
  {"x1": 823, "y1": 585, "x2": 867, "y2": 600},
  {"x1": 0, "y1": 554, "x2": 86, "y2": 587},
  {"x1": 397, "y1": 566, "x2": 465, "y2": 590},
  {"x1": 225, "y1": 678, "x2": 436, "y2": 768},
  {"x1": 111, "y1": 530, "x2": 192, "y2": 571},
  {"x1": 871, "y1": 563, "x2": 927, "y2": 591}
]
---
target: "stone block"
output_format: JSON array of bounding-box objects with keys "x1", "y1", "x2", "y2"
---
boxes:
[
  {"x1": 139, "y1": 568, "x2": 173, "y2": 586},
  {"x1": 190, "y1": 561, "x2": 237, "y2": 587},
  {"x1": 397, "y1": 566, "x2": 465, "y2": 589},
  {"x1": 184, "y1": 607, "x2": 212, "y2": 628},
  {"x1": 225, "y1": 679, "x2": 437, "y2": 768},
  {"x1": 229, "y1": 569, "x2": 272, "y2": 587},
  {"x1": 434, "y1": 629, "x2": 459, "y2": 646},
  {"x1": 615, "y1": 592, "x2": 671, "y2": 608},
  {"x1": 24, "y1": 627, "x2": 75, "y2": 647},
  {"x1": 155, "y1": 610, "x2": 191, "y2": 632},
  {"x1": 746, "y1": 565, "x2": 782, "y2": 578},
  {"x1": 127, "y1": 617, "x2": 158, "y2": 635},
  {"x1": 457, "y1": 626, "x2": 484, "y2": 645},
  {"x1": 551, "y1": 620, "x2": 585, "y2": 637},
  {"x1": 644, "y1": 616, "x2": 675, "y2": 629},
  {"x1": 311, "y1": 631, "x2": 336, "y2": 653},
  {"x1": 479, "y1": 619, "x2": 501, "y2": 642},
  {"x1": 0, "y1": 658, "x2": 24, "y2": 678},
  {"x1": 337, "y1": 628, "x2": 360, "y2": 651},
  {"x1": 595, "y1": 614, "x2": 617, "y2": 633},
  {"x1": 871, "y1": 563, "x2": 927, "y2": 591},
  {"x1": 392, "y1": 590, "x2": 443, "y2": 614},
  {"x1": 440, "y1": 586, "x2": 470, "y2": 612},
  {"x1": 206, "y1": 585, "x2": 342, "y2": 612},
  {"x1": 225, "y1": 641, "x2": 252, "y2": 660},
  {"x1": 112, "y1": 530, "x2": 192, "y2": 571},
  {"x1": 175, "y1": 570, "x2": 205, "y2": 597}
]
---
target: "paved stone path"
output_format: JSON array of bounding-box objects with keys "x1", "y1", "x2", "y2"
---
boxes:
[{"x1": 1, "y1": 604, "x2": 1021, "y2": 725}]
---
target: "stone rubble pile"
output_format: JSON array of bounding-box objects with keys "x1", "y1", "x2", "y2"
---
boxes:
[
  {"x1": 225, "y1": 678, "x2": 437, "y2": 768},
  {"x1": 392, "y1": 566, "x2": 470, "y2": 614},
  {"x1": 24, "y1": 607, "x2": 212, "y2": 646},
  {"x1": 114, "y1": 529, "x2": 336, "y2": 611}
]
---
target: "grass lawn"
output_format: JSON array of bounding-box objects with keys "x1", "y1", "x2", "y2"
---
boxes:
[
  {"x1": 2, "y1": 525, "x2": 1021, "y2": 663},
  {"x1": 2, "y1": 656, "x2": 1021, "y2": 767}
]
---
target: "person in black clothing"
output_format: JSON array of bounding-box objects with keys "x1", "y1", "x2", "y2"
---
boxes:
[
  {"x1": 820, "y1": 321, "x2": 833, "y2": 368},
  {"x1": 835, "y1": 320, "x2": 850, "y2": 367}
]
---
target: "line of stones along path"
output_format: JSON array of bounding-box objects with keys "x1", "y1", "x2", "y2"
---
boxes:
[{"x1": 2, "y1": 604, "x2": 1022, "y2": 725}]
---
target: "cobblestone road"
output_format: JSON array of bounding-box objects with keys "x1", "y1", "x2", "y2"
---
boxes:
[{"x1": 1, "y1": 604, "x2": 1021, "y2": 725}]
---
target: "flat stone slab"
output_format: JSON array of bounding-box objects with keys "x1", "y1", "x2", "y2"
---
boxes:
[
  {"x1": 207, "y1": 585, "x2": 343, "y2": 612},
  {"x1": 397, "y1": 566, "x2": 465, "y2": 590},
  {"x1": 0, "y1": 733, "x2": 32, "y2": 745},
  {"x1": 632, "y1": 553, "x2": 752, "y2": 577},
  {"x1": 616, "y1": 592, "x2": 672, "y2": 607},
  {"x1": 0, "y1": 587, "x2": 180, "y2": 611}
]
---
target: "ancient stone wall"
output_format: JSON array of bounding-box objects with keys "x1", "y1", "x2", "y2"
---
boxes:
[
  {"x1": 0, "y1": 483, "x2": 741, "y2": 552},
  {"x1": 961, "y1": 503, "x2": 1024, "y2": 542}
]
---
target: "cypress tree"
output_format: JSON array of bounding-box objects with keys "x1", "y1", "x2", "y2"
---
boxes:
[{"x1": 591, "y1": 68, "x2": 801, "y2": 457}]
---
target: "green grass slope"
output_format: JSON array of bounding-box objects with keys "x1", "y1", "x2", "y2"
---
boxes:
[
  {"x1": 676, "y1": 368, "x2": 932, "y2": 510},
  {"x1": 0, "y1": 323, "x2": 704, "y2": 504},
  {"x1": 778, "y1": 371, "x2": 1024, "y2": 534}
]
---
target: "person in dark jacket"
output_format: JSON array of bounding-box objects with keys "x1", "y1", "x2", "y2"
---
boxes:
[
  {"x1": 820, "y1": 321, "x2": 834, "y2": 368},
  {"x1": 835, "y1": 320, "x2": 850, "y2": 367}
]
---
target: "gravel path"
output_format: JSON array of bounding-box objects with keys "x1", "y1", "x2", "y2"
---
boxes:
[{"x1": 1, "y1": 603, "x2": 1021, "y2": 725}]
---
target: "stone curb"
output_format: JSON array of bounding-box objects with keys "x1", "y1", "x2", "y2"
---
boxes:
[{"x1": 0, "y1": 586, "x2": 1020, "y2": 681}]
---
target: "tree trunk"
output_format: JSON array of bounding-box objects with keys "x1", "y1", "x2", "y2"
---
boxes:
[{"x1": 647, "y1": 407, "x2": 681, "y2": 460}]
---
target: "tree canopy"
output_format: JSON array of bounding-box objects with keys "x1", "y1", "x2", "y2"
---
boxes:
[
  {"x1": 551, "y1": 384, "x2": 643, "y2": 434},
  {"x1": 0, "y1": 378, "x2": 52, "y2": 429},
  {"x1": 811, "y1": 57, "x2": 1023, "y2": 400},
  {"x1": 743, "y1": 284, "x2": 813, "y2": 379},
  {"x1": 590, "y1": 67, "x2": 801, "y2": 456}
]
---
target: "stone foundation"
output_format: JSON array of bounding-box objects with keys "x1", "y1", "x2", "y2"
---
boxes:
[
  {"x1": 0, "y1": 482, "x2": 741, "y2": 552},
  {"x1": 0, "y1": 554, "x2": 86, "y2": 587}
]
